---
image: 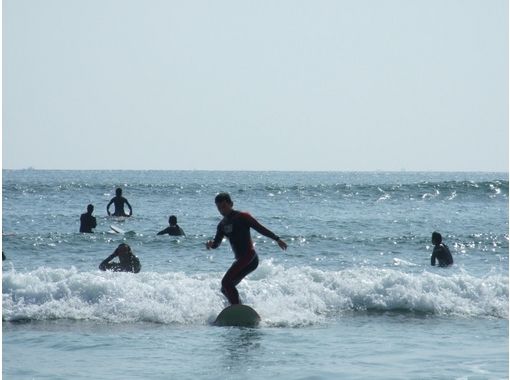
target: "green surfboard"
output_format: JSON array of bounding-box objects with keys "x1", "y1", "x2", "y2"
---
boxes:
[{"x1": 214, "y1": 305, "x2": 261, "y2": 327}]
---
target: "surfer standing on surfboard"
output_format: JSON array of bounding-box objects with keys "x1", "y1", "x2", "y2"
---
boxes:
[
  {"x1": 206, "y1": 192, "x2": 287, "y2": 305},
  {"x1": 107, "y1": 188, "x2": 133, "y2": 217}
]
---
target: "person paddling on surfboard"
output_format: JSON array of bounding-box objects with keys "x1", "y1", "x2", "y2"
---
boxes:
[
  {"x1": 157, "y1": 215, "x2": 185, "y2": 236},
  {"x1": 206, "y1": 192, "x2": 288, "y2": 305},
  {"x1": 107, "y1": 188, "x2": 133, "y2": 217}
]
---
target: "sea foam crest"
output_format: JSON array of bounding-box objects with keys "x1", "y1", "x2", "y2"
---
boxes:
[
  {"x1": 3, "y1": 262, "x2": 508, "y2": 327},
  {"x1": 251, "y1": 262, "x2": 508, "y2": 325}
]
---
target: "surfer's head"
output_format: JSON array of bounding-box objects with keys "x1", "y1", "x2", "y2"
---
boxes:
[
  {"x1": 431, "y1": 231, "x2": 442, "y2": 245},
  {"x1": 215, "y1": 192, "x2": 233, "y2": 216},
  {"x1": 87, "y1": 204, "x2": 94, "y2": 213},
  {"x1": 115, "y1": 188, "x2": 122, "y2": 197},
  {"x1": 116, "y1": 243, "x2": 131, "y2": 256},
  {"x1": 169, "y1": 215, "x2": 177, "y2": 225}
]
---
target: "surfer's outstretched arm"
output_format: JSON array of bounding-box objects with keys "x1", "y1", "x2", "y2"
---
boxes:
[
  {"x1": 157, "y1": 227, "x2": 169, "y2": 236},
  {"x1": 243, "y1": 213, "x2": 288, "y2": 250}
]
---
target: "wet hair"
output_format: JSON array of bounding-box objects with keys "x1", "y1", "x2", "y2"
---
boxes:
[
  {"x1": 169, "y1": 215, "x2": 177, "y2": 225},
  {"x1": 116, "y1": 188, "x2": 122, "y2": 196},
  {"x1": 87, "y1": 204, "x2": 94, "y2": 212},
  {"x1": 215, "y1": 192, "x2": 233, "y2": 205},
  {"x1": 116, "y1": 243, "x2": 132, "y2": 255},
  {"x1": 431, "y1": 231, "x2": 442, "y2": 244}
]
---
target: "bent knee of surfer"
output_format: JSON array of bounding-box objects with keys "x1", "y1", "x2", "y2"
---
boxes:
[{"x1": 221, "y1": 252, "x2": 259, "y2": 304}]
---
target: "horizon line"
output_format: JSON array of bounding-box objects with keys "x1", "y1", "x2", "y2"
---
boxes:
[{"x1": 2, "y1": 168, "x2": 509, "y2": 174}]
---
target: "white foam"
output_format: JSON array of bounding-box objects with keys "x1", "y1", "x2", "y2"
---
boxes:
[{"x1": 3, "y1": 262, "x2": 508, "y2": 327}]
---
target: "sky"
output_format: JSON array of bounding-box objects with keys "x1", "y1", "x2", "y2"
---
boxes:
[{"x1": 2, "y1": 0, "x2": 508, "y2": 171}]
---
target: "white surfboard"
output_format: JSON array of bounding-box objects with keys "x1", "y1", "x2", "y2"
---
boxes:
[{"x1": 110, "y1": 225, "x2": 126, "y2": 234}]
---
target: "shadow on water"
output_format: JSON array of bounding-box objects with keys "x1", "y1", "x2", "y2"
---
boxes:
[{"x1": 219, "y1": 327, "x2": 263, "y2": 374}]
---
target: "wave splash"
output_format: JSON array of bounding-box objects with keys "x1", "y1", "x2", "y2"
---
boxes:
[{"x1": 3, "y1": 262, "x2": 508, "y2": 327}]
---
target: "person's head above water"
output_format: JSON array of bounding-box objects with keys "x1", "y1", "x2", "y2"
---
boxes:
[
  {"x1": 115, "y1": 243, "x2": 131, "y2": 256},
  {"x1": 108, "y1": 243, "x2": 139, "y2": 271},
  {"x1": 87, "y1": 204, "x2": 94, "y2": 213},
  {"x1": 115, "y1": 188, "x2": 123, "y2": 197},
  {"x1": 215, "y1": 192, "x2": 234, "y2": 216},
  {"x1": 431, "y1": 231, "x2": 442, "y2": 245},
  {"x1": 169, "y1": 215, "x2": 177, "y2": 225}
]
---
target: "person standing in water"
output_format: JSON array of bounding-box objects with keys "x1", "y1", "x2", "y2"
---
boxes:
[
  {"x1": 107, "y1": 188, "x2": 133, "y2": 217},
  {"x1": 206, "y1": 192, "x2": 288, "y2": 305},
  {"x1": 157, "y1": 215, "x2": 185, "y2": 236},
  {"x1": 80, "y1": 204, "x2": 97, "y2": 233},
  {"x1": 430, "y1": 231, "x2": 453, "y2": 267}
]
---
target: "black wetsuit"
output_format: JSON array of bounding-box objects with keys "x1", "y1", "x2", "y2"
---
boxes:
[
  {"x1": 80, "y1": 212, "x2": 97, "y2": 233},
  {"x1": 157, "y1": 225, "x2": 185, "y2": 236},
  {"x1": 99, "y1": 252, "x2": 141, "y2": 273},
  {"x1": 211, "y1": 210, "x2": 280, "y2": 304},
  {"x1": 107, "y1": 196, "x2": 132, "y2": 217},
  {"x1": 431, "y1": 243, "x2": 453, "y2": 267}
]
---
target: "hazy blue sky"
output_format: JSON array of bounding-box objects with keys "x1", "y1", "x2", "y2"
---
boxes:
[{"x1": 3, "y1": 0, "x2": 508, "y2": 171}]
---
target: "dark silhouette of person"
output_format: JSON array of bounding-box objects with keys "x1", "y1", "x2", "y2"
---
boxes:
[
  {"x1": 157, "y1": 215, "x2": 185, "y2": 236},
  {"x1": 80, "y1": 204, "x2": 97, "y2": 233},
  {"x1": 430, "y1": 231, "x2": 453, "y2": 267},
  {"x1": 99, "y1": 243, "x2": 141, "y2": 273},
  {"x1": 107, "y1": 188, "x2": 132, "y2": 217},
  {"x1": 206, "y1": 192, "x2": 288, "y2": 305}
]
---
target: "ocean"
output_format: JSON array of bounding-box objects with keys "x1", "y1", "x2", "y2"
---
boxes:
[{"x1": 2, "y1": 170, "x2": 508, "y2": 379}]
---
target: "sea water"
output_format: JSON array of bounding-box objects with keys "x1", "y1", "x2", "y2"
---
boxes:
[{"x1": 2, "y1": 170, "x2": 508, "y2": 379}]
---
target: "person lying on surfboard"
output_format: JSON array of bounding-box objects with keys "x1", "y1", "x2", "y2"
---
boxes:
[
  {"x1": 99, "y1": 243, "x2": 141, "y2": 273},
  {"x1": 107, "y1": 188, "x2": 133, "y2": 217},
  {"x1": 206, "y1": 192, "x2": 287, "y2": 305}
]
